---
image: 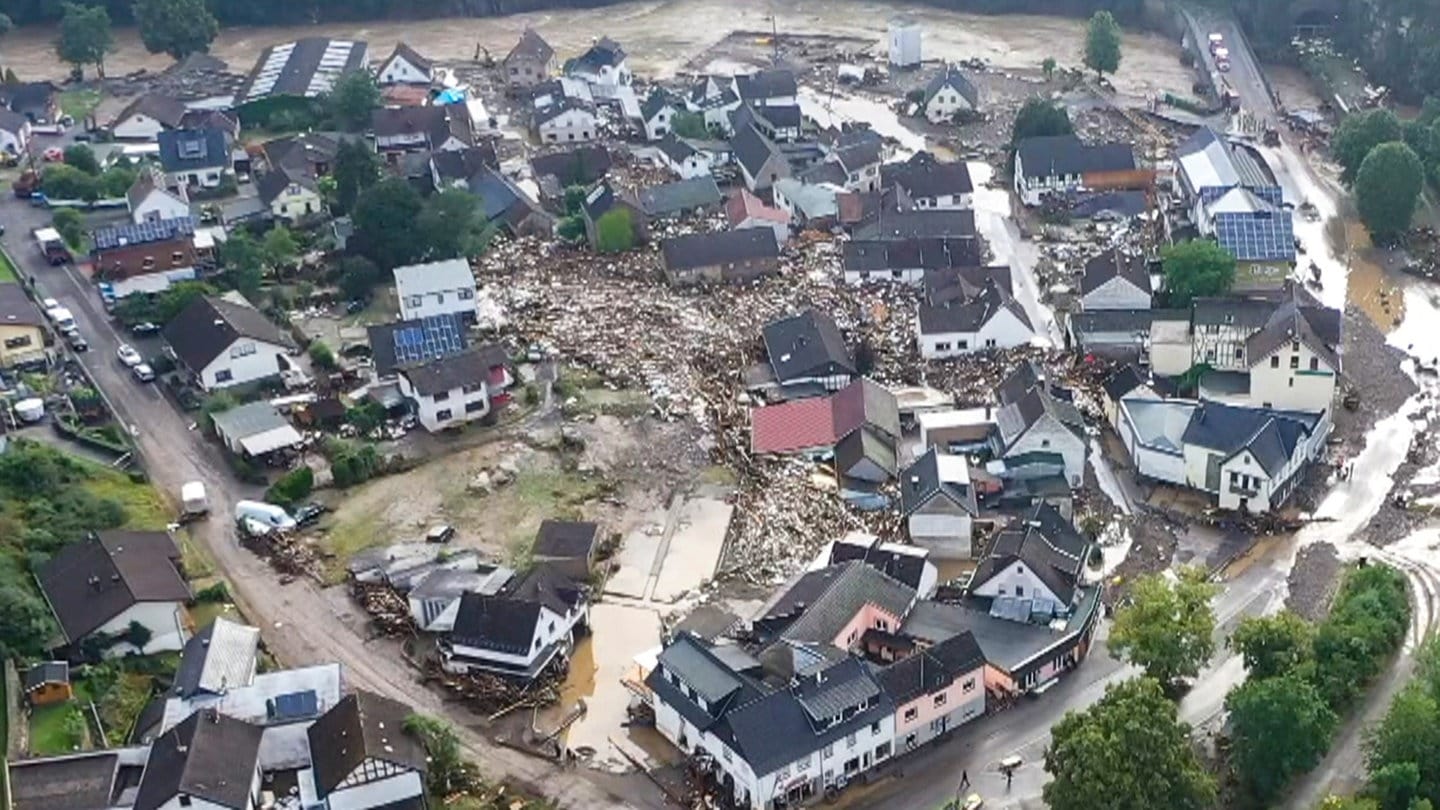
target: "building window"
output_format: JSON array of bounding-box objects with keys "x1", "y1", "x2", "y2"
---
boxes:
[
  {"x1": 1271, "y1": 355, "x2": 1280, "y2": 368},
  {"x1": 179, "y1": 797, "x2": 191, "y2": 808},
  {"x1": 796, "y1": 753, "x2": 811, "y2": 770},
  {"x1": 903, "y1": 706, "x2": 918, "y2": 722},
  {"x1": 870, "y1": 721, "x2": 881, "y2": 735},
  {"x1": 1290, "y1": 355, "x2": 1300, "y2": 369},
  {"x1": 723, "y1": 747, "x2": 732, "y2": 762},
  {"x1": 459, "y1": 288, "x2": 475, "y2": 300},
  {"x1": 962, "y1": 679, "x2": 976, "y2": 693},
  {"x1": 214, "y1": 369, "x2": 233, "y2": 383},
  {"x1": 846, "y1": 733, "x2": 857, "y2": 748},
  {"x1": 1040, "y1": 439, "x2": 1051, "y2": 448},
  {"x1": 958, "y1": 340, "x2": 968, "y2": 349},
  {"x1": 1309, "y1": 357, "x2": 1319, "y2": 371},
  {"x1": 875, "y1": 742, "x2": 892, "y2": 760},
  {"x1": 934, "y1": 692, "x2": 947, "y2": 707},
  {"x1": 1016, "y1": 585, "x2": 1025, "y2": 596},
  {"x1": 436, "y1": 409, "x2": 453, "y2": 421},
  {"x1": 1234, "y1": 348, "x2": 1243, "y2": 359},
  {"x1": 433, "y1": 391, "x2": 450, "y2": 402},
  {"x1": 985, "y1": 339, "x2": 997, "y2": 348},
  {"x1": 934, "y1": 342, "x2": 951, "y2": 352},
  {"x1": 465, "y1": 399, "x2": 486, "y2": 413}
]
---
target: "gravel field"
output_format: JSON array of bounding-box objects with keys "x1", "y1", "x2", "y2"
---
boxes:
[{"x1": 1285, "y1": 541, "x2": 1343, "y2": 621}]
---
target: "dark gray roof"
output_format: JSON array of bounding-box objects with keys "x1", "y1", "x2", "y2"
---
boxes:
[
  {"x1": 134, "y1": 710, "x2": 264, "y2": 810},
  {"x1": 1069, "y1": 309, "x2": 1154, "y2": 336},
  {"x1": 637, "y1": 176, "x2": 722, "y2": 217},
  {"x1": 23, "y1": 661, "x2": 68, "y2": 691},
  {"x1": 534, "y1": 97, "x2": 594, "y2": 126},
  {"x1": 996, "y1": 384, "x2": 1085, "y2": 446},
  {"x1": 163, "y1": 295, "x2": 292, "y2": 373},
  {"x1": 853, "y1": 208, "x2": 976, "y2": 240},
  {"x1": 1080, "y1": 249, "x2": 1150, "y2": 296},
  {"x1": 899, "y1": 447, "x2": 977, "y2": 518},
  {"x1": 7, "y1": 751, "x2": 120, "y2": 810},
  {"x1": 37, "y1": 531, "x2": 188, "y2": 644},
  {"x1": 641, "y1": 88, "x2": 677, "y2": 121},
  {"x1": 533, "y1": 520, "x2": 599, "y2": 559},
  {"x1": 263, "y1": 130, "x2": 358, "y2": 176},
  {"x1": 971, "y1": 502, "x2": 1089, "y2": 604},
  {"x1": 157, "y1": 127, "x2": 229, "y2": 173},
  {"x1": 827, "y1": 537, "x2": 930, "y2": 591},
  {"x1": 431, "y1": 143, "x2": 499, "y2": 183},
  {"x1": 173, "y1": 617, "x2": 260, "y2": 698},
  {"x1": 566, "y1": 36, "x2": 626, "y2": 75},
  {"x1": 308, "y1": 691, "x2": 427, "y2": 796},
  {"x1": 772, "y1": 562, "x2": 915, "y2": 647},
  {"x1": 1180, "y1": 401, "x2": 1320, "y2": 477},
  {"x1": 762, "y1": 308, "x2": 855, "y2": 384},
  {"x1": 917, "y1": 284, "x2": 1031, "y2": 335},
  {"x1": 835, "y1": 426, "x2": 897, "y2": 477},
  {"x1": 506, "y1": 29, "x2": 554, "y2": 64},
  {"x1": 372, "y1": 105, "x2": 474, "y2": 147},
  {"x1": 397, "y1": 343, "x2": 507, "y2": 397},
  {"x1": 450, "y1": 565, "x2": 583, "y2": 653},
  {"x1": 792, "y1": 655, "x2": 880, "y2": 718},
  {"x1": 798, "y1": 160, "x2": 848, "y2": 186},
  {"x1": 0, "y1": 283, "x2": 44, "y2": 327},
  {"x1": 1245, "y1": 288, "x2": 1341, "y2": 371},
  {"x1": 925, "y1": 264, "x2": 1013, "y2": 303},
  {"x1": 385, "y1": 42, "x2": 433, "y2": 74},
  {"x1": 922, "y1": 65, "x2": 979, "y2": 107},
  {"x1": 116, "y1": 93, "x2": 188, "y2": 129},
  {"x1": 0, "y1": 107, "x2": 26, "y2": 134},
  {"x1": 998, "y1": 360, "x2": 1046, "y2": 406},
  {"x1": 881, "y1": 151, "x2": 973, "y2": 199},
  {"x1": 661, "y1": 229, "x2": 778, "y2": 271},
  {"x1": 238, "y1": 37, "x2": 369, "y2": 103},
  {"x1": 1102, "y1": 364, "x2": 1147, "y2": 401},
  {"x1": 734, "y1": 69, "x2": 798, "y2": 102},
  {"x1": 1015, "y1": 134, "x2": 1135, "y2": 180},
  {"x1": 656, "y1": 633, "x2": 745, "y2": 704},
  {"x1": 845, "y1": 237, "x2": 983, "y2": 273},
  {"x1": 731, "y1": 122, "x2": 780, "y2": 179},
  {"x1": 902, "y1": 589, "x2": 1101, "y2": 672},
  {"x1": 876, "y1": 631, "x2": 984, "y2": 703},
  {"x1": 531, "y1": 146, "x2": 612, "y2": 186},
  {"x1": 657, "y1": 132, "x2": 698, "y2": 164},
  {"x1": 0, "y1": 81, "x2": 55, "y2": 117},
  {"x1": 751, "y1": 103, "x2": 802, "y2": 131}
]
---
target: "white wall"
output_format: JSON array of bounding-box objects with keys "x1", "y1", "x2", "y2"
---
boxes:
[
  {"x1": 907, "y1": 512, "x2": 973, "y2": 559},
  {"x1": 645, "y1": 106, "x2": 675, "y2": 140},
  {"x1": 1248, "y1": 342, "x2": 1336, "y2": 413},
  {"x1": 918, "y1": 308, "x2": 1031, "y2": 359},
  {"x1": 114, "y1": 114, "x2": 166, "y2": 141},
  {"x1": 888, "y1": 25, "x2": 921, "y2": 68},
  {"x1": 538, "y1": 108, "x2": 598, "y2": 143},
  {"x1": 573, "y1": 60, "x2": 631, "y2": 87},
  {"x1": 398, "y1": 284, "x2": 476, "y2": 322},
  {"x1": 378, "y1": 57, "x2": 430, "y2": 85},
  {"x1": 1007, "y1": 414, "x2": 1085, "y2": 486},
  {"x1": 847, "y1": 266, "x2": 924, "y2": 286},
  {"x1": 664, "y1": 152, "x2": 711, "y2": 180},
  {"x1": 95, "y1": 601, "x2": 187, "y2": 656},
  {"x1": 733, "y1": 216, "x2": 788, "y2": 247},
  {"x1": 327, "y1": 771, "x2": 425, "y2": 810},
  {"x1": 910, "y1": 192, "x2": 971, "y2": 210},
  {"x1": 197, "y1": 339, "x2": 288, "y2": 391},
  {"x1": 1217, "y1": 449, "x2": 1274, "y2": 512},
  {"x1": 398, "y1": 376, "x2": 492, "y2": 433},
  {"x1": 0, "y1": 123, "x2": 28, "y2": 155},
  {"x1": 169, "y1": 167, "x2": 225, "y2": 189},
  {"x1": 970, "y1": 560, "x2": 1062, "y2": 606},
  {"x1": 444, "y1": 600, "x2": 583, "y2": 673},
  {"x1": 132, "y1": 189, "x2": 189, "y2": 224},
  {"x1": 1081, "y1": 277, "x2": 1151, "y2": 311},
  {"x1": 925, "y1": 88, "x2": 973, "y2": 124},
  {"x1": 1013, "y1": 152, "x2": 1082, "y2": 207},
  {"x1": 375, "y1": 132, "x2": 428, "y2": 152}
]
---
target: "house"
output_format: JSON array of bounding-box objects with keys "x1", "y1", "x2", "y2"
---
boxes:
[
  {"x1": 0, "y1": 284, "x2": 48, "y2": 368},
  {"x1": 301, "y1": 691, "x2": 428, "y2": 810},
  {"x1": 237, "y1": 38, "x2": 369, "y2": 105},
  {"x1": 1079, "y1": 248, "x2": 1152, "y2": 310},
  {"x1": 826, "y1": 132, "x2": 884, "y2": 193},
  {"x1": 535, "y1": 99, "x2": 599, "y2": 144},
  {"x1": 505, "y1": 29, "x2": 556, "y2": 91},
  {"x1": 368, "y1": 314, "x2": 468, "y2": 383},
  {"x1": 835, "y1": 423, "x2": 898, "y2": 483},
  {"x1": 759, "y1": 308, "x2": 856, "y2": 397},
  {"x1": 531, "y1": 146, "x2": 612, "y2": 197},
  {"x1": 173, "y1": 617, "x2": 261, "y2": 699},
  {"x1": 157, "y1": 128, "x2": 230, "y2": 189},
  {"x1": 854, "y1": 208, "x2": 977, "y2": 241},
  {"x1": 396, "y1": 345, "x2": 512, "y2": 433},
  {"x1": 1067, "y1": 309, "x2": 1154, "y2": 361},
  {"x1": 641, "y1": 89, "x2": 679, "y2": 141},
  {"x1": 772, "y1": 178, "x2": 844, "y2": 229},
  {"x1": 37, "y1": 530, "x2": 190, "y2": 658},
  {"x1": 1013, "y1": 134, "x2": 1138, "y2": 207},
  {"x1": 23, "y1": 662, "x2": 72, "y2": 706},
  {"x1": 441, "y1": 563, "x2": 589, "y2": 680},
  {"x1": 163, "y1": 294, "x2": 295, "y2": 391},
  {"x1": 881, "y1": 151, "x2": 973, "y2": 210},
  {"x1": 969, "y1": 502, "x2": 1090, "y2": 620},
  {"x1": 726, "y1": 189, "x2": 790, "y2": 246},
  {"x1": 179, "y1": 108, "x2": 241, "y2": 140},
  {"x1": 732, "y1": 102, "x2": 804, "y2": 143},
  {"x1": 1118, "y1": 398, "x2": 1327, "y2": 512},
  {"x1": 900, "y1": 448, "x2": 979, "y2": 560},
  {"x1": 371, "y1": 105, "x2": 474, "y2": 156},
  {"x1": 111, "y1": 93, "x2": 188, "y2": 141},
  {"x1": 134, "y1": 709, "x2": 264, "y2": 810},
  {"x1": 565, "y1": 36, "x2": 631, "y2": 86},
  {"x1": 408, "y1": 565, "x2": 515, "y2": 632},
  {"x1": 733, "y1": 69, "x2": 798, "y2": 108},
  {"x1": 262, "y1": 131, "x2": 359, "y2": 179},
  {"x1": 815, "y1": 533, "x2": 938, "y2": 596},
  {"x1": 468, "y1": 168, "x2": 549, "y2": 236},
  {"x1": 1100, "y1": 364, "x2": 1157, "y2": 431},
  {"x1": 877, "y1": 631, "x2": 985, "y2": 753},
  {"x1": 842, "y1": 237, "x2": 983, "y2": 285},
  {"x1": 657, "y1": 133, "x2": 711, "y2": 179},
  {"x1": 920, "y1": 65, "x2": 979, "y2": 124},
  {"x1": 92, "y1": 233, "x2": 200, "y2": 299},
  {"x1": 393, "y1": 258, "x2": 477, "y2": 323},
  {"x1": 685, "y1": 75, "x2": 743, "y2": 134},
  {"x1": 1199, "y1": 186, "x2": 1295, "y2": 290},
  {"x1": 1174, "y1": 126, "x2": 1271, "y2": 220},
  {"x1": 992, "y1": 362, "x2": 1087, "y2": 486},
  {"x1": 210, "y1": 401, "x2": 305, "y2": 458},
  {"x1": 375, "y1": 42, "x2": 433, "y2": 85},
  {"x1": 257, "y1": 166, "x2": 323, "y2": 222},
  {"x1": 429, "y1": 144, "x2": 500, "y2": 189},
  {"x1": 0, "y1": 108, "x2": 30, "y2": 155},
  {"x1": 750, "y1": 377, "x2": 901, "y2": 461},
  {"x1": 732, "y1": 123, "x2": 790, "y2": 194},
  {"x1": 888, "y1": 16, "x2": 922, "y2": 69},
  {"x1": 127, "y1": 166, "x2": 190, "y2": 224},
  {"x1": 660, "y1": 229, "x2": 780, "y2": 286},
  {"x1": 532, "y1": 519, "x2": 601, "y2": 583},
  {"x1": 916, "y1": 266, "x2": 1033, "y2": 357},
  {"x1": 0, "y1": 81, "x2": 58, "y2": 124},
  {"x1": 638, "y1": 176, "x2": 723, "y2": 220},
  {"x1": 580, "y1": 182, "x2": 647, "y2": 248}
]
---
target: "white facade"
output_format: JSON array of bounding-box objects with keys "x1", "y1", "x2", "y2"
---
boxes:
[
  {"x1": 644, "y1": 103, "x2": 677, "y2": 141},
  {"x1": 197, "y1": 338, "x2": 290, "y2": 391},
  {"x1": 377, "y1": 54, "x2": 431, "y2": 85},
  {"x1": 910, "y1": 191, "x2": 971, "y2": 210},
  {"x1": 733, "y1": 215, "x2": 789, "y2": 248},
  {"x1": 571, "y1": 59, "x2": 631, "y2": 88},
  {"x1": 325, "y1": 770, "x2": 426, "y2": 810},
  {"x1": 1006, "y1": 413, "x2": 1087, "y2": 487},
  {"x1": 1245, "y1": 342, "x2": 1337, "y2": 412},
  {"x1": 888, "y1": 20, "x2": 922, "y2": 68},
  {"x1": 917, "y1": 307, "x2": 1032, "y2": 359},
  {"x1": 394, "y1": 258, "x2": 477, "y2": 322},
  {"x1": 94, "y1": 601, "x2": 188, "y2": 657},
  {"x1": 131, "y1": 187, "x2": 190, "y2": 224},
  {"x1": 924, "y1": 86, "x2": 973, "y2": 125},
  {"x1": 537, "y1": 107, "x2": 599, "y2": 143},
  {"x1": 970, "y1": 560, "x2": 1063, "y2": 606},
  {"x1": 396, "y1": 370, "x2": 507, "y2": 434},
  {"x1": 661, "y1": 149, "x2": 712, "y2": 180},
  {"x1": 0, "y1": 120, "x2": 29, "y2": 155},
  {"x1": 113, "y1": 113, "x2": 168, "y2": 142},
  {"x1": 1013, "y1": 154, "x2": 1081, "y2": 207},
  {"x1": 443, "y1": 598, "x2": 584, "y2": 675},
  {"x1": 907, "y1": 509, "x2": 974, "y2": 560},
  {"x1": 846, "y1": 265, "x2": 925, "y2": 286}
]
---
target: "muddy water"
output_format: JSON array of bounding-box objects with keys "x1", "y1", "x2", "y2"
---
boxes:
[{"x1": 6, "y1": 0, "x2": 1192, "y2": 98}]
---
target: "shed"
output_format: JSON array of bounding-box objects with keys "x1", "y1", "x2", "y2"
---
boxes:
[
  {"x1": 23, "y1": 661, "x2": 71, "y2": 706},
  {"x1": 210, "y1": 401, "x2": 304, "y2": 457}
]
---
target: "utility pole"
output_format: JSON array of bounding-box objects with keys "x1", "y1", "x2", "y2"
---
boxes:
[{"x1": 766, "y1": 11, "x2": 779, "y2": 64}]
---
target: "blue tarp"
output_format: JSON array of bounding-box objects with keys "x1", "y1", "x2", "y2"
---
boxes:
[{"x1": 436, "y1": 89, "x2": 466, "y2": 105}]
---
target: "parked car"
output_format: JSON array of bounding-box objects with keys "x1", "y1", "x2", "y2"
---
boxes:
[
  {"x1": 42, "y1": 147, "x2": 62, "y2": 162},
  {"x1": 132, "y1": 363, "x2": 155, "y2": 382},
  {"x1": 66, "y1": 330, "x2": 88, "y2": 352},
  {"x1": 117, "y1": 343, "x2": 142, "y2": 366},
  {"x1": 293, "y1": 502, "x2": 327, "y2": 527},
  {"x1": 130, "y1": 321, "x2": 161, "y2": 336},
  {"x1": 425, "y1": 524, "x2": 456, "y2": 544}
]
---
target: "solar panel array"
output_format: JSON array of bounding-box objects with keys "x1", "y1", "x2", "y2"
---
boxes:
[
  {"x1": 1214, "y1": 211, "x2": 1296, "y2": 262},
  {"x1": 93, "y1": 217, "x2": 196, "y2": 250},
  {"x1": 268, "y1": 689, "x2": 319, "y2": 721},
  {"x1": 392, "y1": 313, "x2": 466, "y2": 366},
  {"x1": 1197, "y1": 184, "x2": 1284, "y2": 207},
  {"x1": 308, "y1": 40, "x2": 358, "y2": 97},
  {"x1": 246, "y1": 42, "x2": 296, "y2": 101}
]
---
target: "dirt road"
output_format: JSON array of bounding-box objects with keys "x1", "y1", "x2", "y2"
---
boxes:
[{"x1": 7, "y1": 0, "x2": 1193, "y2": 99}]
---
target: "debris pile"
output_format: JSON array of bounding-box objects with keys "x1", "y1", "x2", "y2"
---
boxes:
[
  {"x1": 237, "y1": 523, "x2": 322, "y2": 580},
  {"x1": 351, "y1": 581, "x2": 416, "y2": 636},
  {"x1": 426, "y1": 660, "x2": 562, "y2": 718}
]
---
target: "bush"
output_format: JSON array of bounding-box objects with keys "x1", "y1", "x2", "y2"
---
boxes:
[
  {"x1": 193, "y1": 580, "x2": 229, "y2": 603},
  {"x1": 264, "y1": 466, "x2": 314, "y2": 506},
  {"x1": 53, "y1": 207, "x2": 85, "y2": 249},
  {"x1": 308, "y1": 340, "x2": 338, "y2": 371},
  {"x1": 1311, "y1": 564, "x2": 1410, "y2": 710},
  {"x1": 595, "y1": 208, "x2": 635, "y2": 254}
]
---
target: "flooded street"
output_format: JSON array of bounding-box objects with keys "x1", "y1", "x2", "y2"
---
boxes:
[
  {"x1": 797, "y1": 88, "x2": 927, "y2": 156},
  {"x1": 970, "y1": 162, "x2": 1060, "y2": 345}
]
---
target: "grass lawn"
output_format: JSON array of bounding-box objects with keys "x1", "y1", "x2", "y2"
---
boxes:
[
  {"x1": 27, "y1": 702, "x2": 88, "y2": 756},
  {"x1": 188, "y1": 596, "x2": 241, "y2": 630},
  {"x1": 57, "y1": 89, "x2": 102, "y2": 121},
  {"x1": 78, "y1": 462, "x2": 171, "y2": 530},
  {"x1": 0, "y1": 249, "x2": 18, "y2": 283}
]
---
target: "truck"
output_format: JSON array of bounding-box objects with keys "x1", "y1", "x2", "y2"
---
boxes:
[
  {"x1": 11, "y1": 168, "x2": 38, "y2": 199},
  {"x1": 181, "y1": 481, "x2": 209, "y2": 518},
  {"x1": 1214, "y1": 46, "x2": 1231, "y2": 71},
  {"x1": 34, "y1": 227, "x2": 70, "y2": 265}
]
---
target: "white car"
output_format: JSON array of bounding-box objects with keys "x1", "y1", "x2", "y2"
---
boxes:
[
  {"x1": 117, "y1": 343, "x2": 142, "y2": 367},
  {"x1": 132, "y1": 363, "x2": 155, "y2": 382},
  {"x1": 40, "y1": 297, "x2": 59, "y2": 312}
]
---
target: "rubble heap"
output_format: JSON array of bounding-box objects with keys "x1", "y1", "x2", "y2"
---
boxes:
[{"x1": 351, "y1": 581, "x2": 416, "y2": 636}]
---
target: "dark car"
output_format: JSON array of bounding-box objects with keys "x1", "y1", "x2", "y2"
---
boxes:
[
  {"x1": 130, "y1": 322, "x2": 161, "y2": 336},
  {"x1": 65, "y1": 330, "x2": 88, "y2": 352},
  {"x1": 293, "y1": 502, "x2": 327, "y2": 527}
]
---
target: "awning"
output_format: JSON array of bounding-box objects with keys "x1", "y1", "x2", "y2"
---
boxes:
[{"x1": 238, "y1": 425, "x2": 303, "y2": 456}]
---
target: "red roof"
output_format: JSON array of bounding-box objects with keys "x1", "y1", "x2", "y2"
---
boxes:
[
  {"x1": 726, "y1": 188, "x2": 789, "y2": 227},
  {"x1": 750, "y1": 396, "x2": 837, "y2": 454}
]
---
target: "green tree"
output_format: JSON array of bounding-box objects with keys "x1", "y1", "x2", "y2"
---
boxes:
[
  {"x1": 352, "y1": 177, "x2": 424, "y2": 269},
  {"x1": 1366, "y1": 677, "x2": 1440, "y2": 805},
  {"x1": 1226, "y1": 675, "x2": 1337, "y2": 802},
  {"x1": 0, "y1": 583, "x2": 55, "y2": 658},
  {"x1": 62, "y1": 144, "x2": 100, "y2": 175},
  {"x1": 134, "y1": 0, "x2": 219, "y2": 60},
  {"x1": 262, "y1": 225, "x2": 300, "y2": 274},
  {"x1": 154, "y1": 280, "x2": 217, "y2": 323},
  {"x1": 416, "y1": 187, "x2": 492, "y2": 260},
  {"x1": 56, "y1": 3, "x2": 112, "y2": 78},
  {"x1": 1109, "y1": 566, "x2": 1218, "y2": 688},
  {"x1": 337, "y1": 255, "x2": 381, "y2": 301},
  {"x1": 332, "y1": 139, "x2": 381, "y2": 215},
  {"x1": 671, "y1": 110, "x2": 708, "y2": 139},
  {"x1": 1010, "y1": 97, "x2": 1074, "y2": 146},
  {"x1": 42, "y1": 164, "x2": 100, "y2": 201},
  {"x1": 1356, "y1": 141, "x2": 1424, "y2": 245},
  {"x1": 1230, "y1": 610, "x2": 1314, "y2": 681},
  {"x1": 595, "y1": 208, "x2": 635, "y2": 254},
  {"x1": 218, "y1": 231, "x2": 265, "y2": 299},
  {"x1": 265, "y1": 466, "x2": 314, "y2": 506},
  {"x1": 52, "y1": 207, "x2": 84, "y2": 249},
  {"x1": 124, "y1": 619, "x2": 153, "y2": 650},
  {"x1": 1084, "y1": 10, "x2": 1122, "y2": 79},
  {"x1": 1369, "y1": 761, "x2": 1424, "y2": 810},
  {"x1": 100, "y1": 165, "x2": 137, "y2": 197},
  {"x1": 325, "y1": 70, "x2": 380, "y2": 131},
  {"x1": 1333, "y1": 109, "x2": 1402, "y2": 184},
  {"x1": 1313, "y1": 564, "x2": 1410, "y2": 710},
  {"x1": 308, "y1": 340, "x2": 337, "y2": 371},
  {"x1": 1162, "y1": 239, "x2": 1236, "y2": 307},
  {"x1": 1042, "y1": 57, "x2": 1057, "y2": 79},
  {"x1": 1044, "y1": 677, "x2": 1215, "y2": 810},
  {"x1": 403, "y1": 714, "x2": 480, "y2": 795}
]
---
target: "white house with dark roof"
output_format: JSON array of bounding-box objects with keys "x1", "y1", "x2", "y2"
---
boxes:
[
  {"x1": 440, "y1": 564, "x2": 588, "y2": 680},
  {"x1": 157, "y1": 127, "x2": 230, "y2": 189},
  {"x1": 0, "y1": 108, "x2": 30, "y2": 155},
  {"x1": 300, "y1": 691, "x2": 428, "y2": 810},
  {"x1": 372, "y1": 105, "x2": 475, "y2": 155},
  {"x1": 535, "y1": 99, "x2": 599, "y2": 144},
  {"x1": 641, "y1": 89, "x2": 679, "y2": 141},
  {"x1": 881, "y1": 151, "x2": 973, "y2": 210},
  {"x1": 112, "y1": 93, "x2": 188, "y2": 141},
  {"x1": 900, "y1": 448, "x2": 979, "y2": 559},
  {"x1": 162, "y1": 294, "x2": 294, "y2": 391},
  {"x1": 396, "y1": 344, "x2": 512, "y2": 433},
  {"x1": 916, "y1": 266, "x2": 1033, "y2": 358},
  {"x1": 134, "y1": 709, "x2": 265, "y2": 810},
  {"x1": 127, "y1": 166, "x2": 190, "y2": 224},
  {"x1": 825, "y1": 130, "x2": 884, "y2": 193},
  {"x1": 1013, "y1": 134, "x2": 1137, "y2": 206},
  {"x1": 919, "y1": 64, "x2": 979, "y2": 124},
  {"x1": 393, "y1": 257, "x2": 477, "y2": 323},
  {"x1": 686, "y1": 75, "x2": 743, "y2": 134},
  {"x1": 733, "y1": 69, "x2": 798, "y2": 108},
  {"x1": 759, "y1": 308, "x2": 856, "y2": 397},
  {"x1": 992, "y1": 362, "x2": 1087, "y2": 486},
  {"x1": 657, "y1": 133, "x2": 711, "y2": 178},
  {"x1": 1079, "y1": 248, "x2": 1151, "y2": 311},
  {"x1": 564, "y1": 36, "x2": 631, "y2": 87},
  {"x1": 732, "y1": 122, "x2": 790, "y2": 194},
  {"x1": 968, "y1": 502, "x2": 1090, "y2": 620},
  {"x1": 375, "y1": 42, "x2": 433, "y2": 86}
]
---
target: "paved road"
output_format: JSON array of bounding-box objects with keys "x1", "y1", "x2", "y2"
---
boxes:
[
  {"x1": 1183, "y1": 7, "x2": 1278, "y2": 127},
  {"x1": 0, "y1": 194, "x2": 652, "y2": 809}
]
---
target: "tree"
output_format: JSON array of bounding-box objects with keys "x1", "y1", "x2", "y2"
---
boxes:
[
  {"x1": 41, "y1": 164, "x2": 100, "y2": 201},
  {"x1": 153, "y1": 280, "x2": 216, "y2": 322},
  {"x1": 1356, "y1": 141, "x2": 1424, "y2": 245},
  {"x1": 308, "y1": 341, "x2": 337, "y2": 371},
  {"x1": 671, "y1": 110, "x2": 708, "y2": 139},
  {"x1": 0, "y1": 583, "x2": 55, "y2": 658},
  {"x1": 337, "y1": 256, "x2": 381, "y2": 301},
  {"x1": 326, "y1": 70, "x2": 380, "y2": 131},
  {"x1": 1230, "y1": 611, "x2": 1314, "y2": 681},
  {"x1": 1042, "y1": 57, "x2": 1057, "y2": 80},
  {"x1": 124, "y1": 619, "x2": 153, "y2": 651},
  {"x1": 62, "y1": 144, "x2": 100, "y2": 175},
  {"x1": 1044, "y1": 677, "x2": 1215, "y2": 810},
  {"x1": 219, "y1": 231, "x2": 265, "y2": 299},
  {"x1": 1369, "y1": 761, "x2": 1424, "y2": 810},
  {"x1": 55, "y1": 3, "x2": 112, "y2": 78},
  {"x1": 1010, "y1": 97, "x2": 1073, "y2": 146},
  {"x1": 1226, "y1": 675, "x2": 1337, "y2": 802},
  {"x1": 134, "y1": 0, "x2": 218, "y2": 60},
  {"x1": 1366, "y1": 679, "x2": 1440, "y2": 806},
  {"x1": 351, "y1": 177, "x2": 423, "y2": 269},
  {"x1": 1333, "y1": 109, "x2": 1402, "y2": 184},
  {"x1": 595, "y1": 208, "x2": 635, "y2": 254},
  {"x1": 52, "y1": 207, "x2": 84, "y2": 249},
  {"x1": 1084, "y1": 10, "x2": 1122, "y2": 79},
  {"x1": 416, "y1": 188, "x2": 492, "y2": 261},
  {"x1": 1109, "y1": 566, "x2": 1218, "y2": 688},
  {"x1": 1317, "y1": 796, "x2": 1381, "y2": 810},
  {"x1": 403, "y1": 715, "x2": 479, "y2": 795},
  {"x1": 1162, "y1": 240, "x2": 1236, "y2": 307},
  {"x1": 332, "y1": 139, "x2": 381, "y2": 215},
  {"x1": 262, "y1": 226, "x2": 299, "y2": 274}
]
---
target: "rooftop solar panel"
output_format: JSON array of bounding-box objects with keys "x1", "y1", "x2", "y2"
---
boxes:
[
  {"x1": 268, "y1": 689, "x2": 319, "y2": 721},
  {"x1": 92, "y1": 217, "x2": 196, "y2": 250},
  {"x1": 1213, "y1": 211, "x2": 1295, "y2": 262},
  {"x1": 392, "y1": 313, "x2": 466, "y2": 365}
]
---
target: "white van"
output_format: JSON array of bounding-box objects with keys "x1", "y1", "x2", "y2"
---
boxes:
[
  {"x1": 47, "y1": 306, "x2": 75, "y2": 331},
  {"x1": 181, "y1": 482, "x2": 209, "y2": 516},
  {"x1": 235, "y1": 500, "x2": 296, "y2": 531}
]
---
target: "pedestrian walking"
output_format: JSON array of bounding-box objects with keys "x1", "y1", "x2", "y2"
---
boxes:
[
  {"x1": 960, "y1": 770, "x2": 970, "y2": 790},
  {"x1": 1006, "y1": 770, "x2": 1014, "y2": 789}
]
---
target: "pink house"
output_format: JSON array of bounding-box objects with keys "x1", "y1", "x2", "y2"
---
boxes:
[{"x1": 877, "y1": 632, "x2": 987, "y2": 751}]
